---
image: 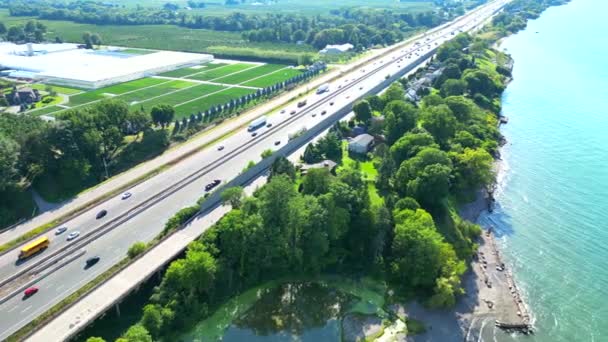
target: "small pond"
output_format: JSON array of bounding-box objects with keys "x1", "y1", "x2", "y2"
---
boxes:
[{"x1": 183, "y1": 281, "x2": 373, "y2": 342}]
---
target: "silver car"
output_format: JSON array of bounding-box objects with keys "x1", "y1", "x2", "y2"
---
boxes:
[{"x1": 67, "y1": 231, "x2": 80, "y2": 241}]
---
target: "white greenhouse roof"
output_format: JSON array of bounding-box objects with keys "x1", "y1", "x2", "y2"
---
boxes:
[{"x1": 0, "y1": 42, "x2": 212, "y2": 87}]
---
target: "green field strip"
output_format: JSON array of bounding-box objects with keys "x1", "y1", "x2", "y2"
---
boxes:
[
  {"x1": 242, "y1": 68, "x2": 303, "y2": 88},
  {"x1": 158, "y1": 63, "x2": 228, "y2": 78},
  {"x1": 174, "y1": 87, "x2": 255, "y2": 119},
  {"x1": 68, "y1": 78, "x2": 166, "y2": 106},
  {"x1": 186, "y1": 63, "x2": 258, "y2": 81},
  {"x1": 116, "y1": 80, "x2": 197, "y2": 104},
  {"x1": 27, "y1": 105, "x2": 64, "y2": 116},
  {"x1": 133, "y1": 83, "x2": 226, "y2": 110},
  {"x1": 212, "y1": 64, "x2": 288, "y2": 85},
  {"x1": 30, "y1": 84, "x2": 83, "y2": 95}
]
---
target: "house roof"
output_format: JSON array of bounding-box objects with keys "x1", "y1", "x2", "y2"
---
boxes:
[{"x1": 350, "y1": 133, "x2": 374, "y2": 146}]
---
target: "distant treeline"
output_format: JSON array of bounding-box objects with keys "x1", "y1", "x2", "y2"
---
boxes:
[{"x1": 4, "y1": 1, "x2": 468, "y2": 51}]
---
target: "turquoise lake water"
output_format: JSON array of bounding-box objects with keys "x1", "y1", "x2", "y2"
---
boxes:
[{"x1": 478, "y1": 0, "x2": 608, "y2": 340}]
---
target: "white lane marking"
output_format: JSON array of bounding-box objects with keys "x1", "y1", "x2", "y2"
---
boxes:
[
  {"x1": 20, "y1": 305, "x2": 32, "y2": 313},
  {"x1": 6, "y1": 305, "x2": 19, "y2": 313},
  {"x1": 55, "y1": 284, "x2": 65, "y2": 292}
]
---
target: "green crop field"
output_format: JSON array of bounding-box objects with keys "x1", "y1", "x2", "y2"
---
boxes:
[
  {"x1": 158, "y1": 63, "x2": 228, "y2": 78},
  {"x1": 134, "y1": 83, "x2": 226, "y2": 112},
  {"x1": 174, "y1": 87, "x2": 256, "y2": 119},
  {"x1": 241, "y1": 68, "x2": 303, "y2": 88},
  {"x1": 212, "y1": 64, "x2": 288, "y2": 85},
  {"x1": 68, "y1": 78, "x2": 166, "y2": 106},
  {"x1": 186, "y1": 63, "x2": 258, "y2": 82},
  {"x1": 114, "y1": 80, "x2": 196, "y2": 104}
]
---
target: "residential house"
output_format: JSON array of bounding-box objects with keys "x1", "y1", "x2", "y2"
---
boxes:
[{"x1": 348, "y1": 133, "x2": 374, "y2": 154}]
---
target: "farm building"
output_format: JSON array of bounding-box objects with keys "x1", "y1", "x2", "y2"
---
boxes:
[{"x1": 0, "y1": 42, "x2": 212, "y2": 89}]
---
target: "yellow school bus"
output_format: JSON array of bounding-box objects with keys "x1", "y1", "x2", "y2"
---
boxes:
[{"x1": 18, "y1": 236, "x2": 50, "y2": 260}]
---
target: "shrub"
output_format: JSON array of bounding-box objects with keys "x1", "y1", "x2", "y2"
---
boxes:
[{"x1": 127, "y1": 242, "x2": 147, "y2": 259}]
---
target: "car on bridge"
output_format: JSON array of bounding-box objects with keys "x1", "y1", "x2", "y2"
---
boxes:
[
  {"x1": 55, "y1": 227, "x2": 68, "y2": 235},
  {"x1": 205, "y1": 179, "x2": 221, "y2": 192}
]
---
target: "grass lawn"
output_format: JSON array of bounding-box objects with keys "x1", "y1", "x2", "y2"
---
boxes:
[
  {"x1": 242, "y1": 68, "x2": 302, "y2": 88},
  {"x1": 338, "y1": 140, "x2": 383, "y2": 206},
  {"x1": 212, "y1": 64, "x2": 288, "y2": 85},
  {"x1": 135, "y1": 83, "x2": 227, "y2": 113},
  {"x1": 30, "y1": 84, "x2": 83, "y2": 95},
  {"x1": 32, "y1": 96, "x2": 63, "y2": 108},
  {"x1": 173, "y1": 87, "x2": 255, "y2": 118},
  {"x1": 158, "y1": 63, "x2": 228, "y2": 78},
  {"x1": 186, "y1": 63, "x2": 258, "y2": 81},
  {"x1": 27, "y1": 105, "x2": 64, "y2": 116},
  {"x1": 68, "y1": 78, "x2": 167, "y2": 106}
]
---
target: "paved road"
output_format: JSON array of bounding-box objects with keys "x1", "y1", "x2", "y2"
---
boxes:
[{"x1": 0, "y1": 1, "x2": 509, "y2": 339}]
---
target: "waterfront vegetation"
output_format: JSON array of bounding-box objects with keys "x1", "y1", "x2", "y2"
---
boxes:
[{"x1": 81, "y1": 25, "x2": 518, "y2": 340}]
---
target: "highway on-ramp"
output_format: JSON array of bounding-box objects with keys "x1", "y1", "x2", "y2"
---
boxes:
[{"x1": 0, "y1": 1, "x2": 509, "y2": 339}]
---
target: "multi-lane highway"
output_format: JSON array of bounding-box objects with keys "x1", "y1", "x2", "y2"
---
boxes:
[{"x1": 0, "y1": 1, "x2": 509, "y2": 339}]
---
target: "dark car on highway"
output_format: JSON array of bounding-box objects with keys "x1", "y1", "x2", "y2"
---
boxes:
[
  {"x1": 96, "y1": 210, "x2": 107, "y2": 219},
  {"x1": 86, "y1": 256, "x2": 100, "y2": 268}
]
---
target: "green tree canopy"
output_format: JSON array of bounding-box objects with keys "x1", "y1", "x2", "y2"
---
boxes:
[
  {"x1": 421, "y1": 104, "x2": 457, "y2": 147},
  {"x1": 151, "y1": 104, "x2": 175, "y2": 128},
  {"x1": 353, "y1": 100, "x2": 373, "y2": 124}
]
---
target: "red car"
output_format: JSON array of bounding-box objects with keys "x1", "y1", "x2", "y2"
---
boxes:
[{"x1": 24, "y1": 287, "x2": 38, "y2": 297}]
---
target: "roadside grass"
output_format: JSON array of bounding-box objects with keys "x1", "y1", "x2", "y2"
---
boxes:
[
  {"x1": 186, "y1": 63, "x2": 258, "y2": 81},
  {"x1": 173, "y1": 87, "x2": 256, "y2": 118},
  {"x1": 30, "y1": 84, "x2": 82, "y2": 95},
  {"x1": 212, "y1": 64, "x2": 287, "y2": 85},
  {"x1": 242, "y1": 68, "x2": 303, "y2": 88},
  {"x1": 68, "y1": 78, "x2": 166, "y2": 106},
  {"x1": 158, "y1": 62, "x2": 228, "y2": 78},
  {"x1": 27, "y1": 105, "x2": 64, "y2": 116},
  {"x1": 133, "y1": 83, "x2": 226, "y2": 112}
]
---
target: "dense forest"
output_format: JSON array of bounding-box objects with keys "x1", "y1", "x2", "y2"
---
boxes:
[{"x1": 82, "y1": 25, "x2": 520, "y2": 340}]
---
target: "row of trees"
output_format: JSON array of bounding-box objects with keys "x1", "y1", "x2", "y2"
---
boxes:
[{"x1": 0, "y1": 19, "x2": 46, "y2": 43}]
